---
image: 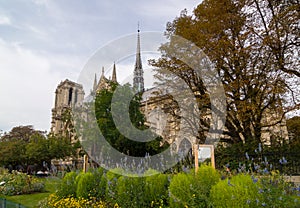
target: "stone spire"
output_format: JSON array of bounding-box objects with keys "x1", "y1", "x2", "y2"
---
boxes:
[
  {"x1": 133, "y1": 25, "x2": 144, "y2": 92},
  {"x1": 101, "y1": 66, "x2": 105, "y2": 78},
  {"x1": 112, "y1": 62, "x2": 117, "y2": 82},
  {"x1": 93, "y1": 73, "x2": 97, "y2": 92}
]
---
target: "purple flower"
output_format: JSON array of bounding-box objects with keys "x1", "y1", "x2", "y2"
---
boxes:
[
  {"x1": 263, "y1": 168, "x2": 269, "y2": 174},
  {"x1": 228, "y1": 179, "x2": 234, "y2": 186},
  {"x1": 251, "y1": 176, "x2": 258, "y2": 183},
  {"x1": 282, "y1": 157, "x2": 287, "y2": 164},
  {"x1": 254, "y1": 164, "x2": 260, "y2": 170},
  {"x1": 245, "y1": 152, "x2": 250, "y2": 160},
  {"x1": 279, "y1": 157, "x2": 287, "y2": 165}
]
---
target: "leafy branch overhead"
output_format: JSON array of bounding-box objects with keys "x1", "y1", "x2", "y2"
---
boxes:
[{"x1": 150, "y1": 0, "x2": 300, "y2": 144}]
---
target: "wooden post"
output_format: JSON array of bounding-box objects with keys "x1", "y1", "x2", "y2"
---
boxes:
[
  {"x1": 211, "y1": 145, "x2": 215, "y2": 169},
  {"x1": 194, "y1": 144, "x2": 199, "y2": 173},
  {"x1": 83, "y1": 154, "x2": 88, "y2": 173}
]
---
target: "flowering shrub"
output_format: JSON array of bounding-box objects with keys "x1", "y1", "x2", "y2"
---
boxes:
[
  {"x1": 168, "y1": 165, "x2": 220, "y2": 208},
  {"x1": 38, "y1": 194, "x2": 112, "y2": 208},
  {"x1": 116, "y1": 175, "x2": 146, "y2": 208},
  {"x1": 44, "y1": 163, "x2": 299, "y2": 208},
  {"x1": 104, "y1": 169, "x2": 122, "y2": 205},
  {"x1": 76, "y1": 172, "x2": 97, "y2": 199},
  {"x1": 210, "y1": 173, "x2": 300, "y2": 208},
  {"x1": 211, "y1": 143, "x2": 300, "y2": 208},
  {"x1": 0, "y1": 171, "x2": 44, "y2": 195},
  {"x1": 56, "y1": 171, "x2": 78, "y2": 198},
  {"x1": 145, "y1": 172, "x2": 170, "y2": 207},
  {"x1": 255, "y1": 172, "x2": 300, "y2": 208},
  {"x1": 168, "y1": 172, "x2": 194, "y2": 207},
  {"x1": 210, "y1": 174, "x2": 260, "y2": 207}
]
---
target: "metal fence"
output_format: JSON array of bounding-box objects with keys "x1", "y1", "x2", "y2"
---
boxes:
[{"x1": 0, "y1": 198, "x2": 26, "y2": 208}]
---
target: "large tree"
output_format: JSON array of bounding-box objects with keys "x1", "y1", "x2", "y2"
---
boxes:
[
  {"x1": 0, "y1": 126, "x2": 76, "y2": 170},
  {"x1": 94, "y1": 83, "x2": 168, "y2": 157},
  {"x1": 150, "y1": 0, "x2": 299, "y2": 144},
  {"x1": 0, "y1": 125, "x2": 45, "y2": 142}
]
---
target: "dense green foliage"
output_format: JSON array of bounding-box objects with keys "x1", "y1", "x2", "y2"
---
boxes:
[
  {"x1": 0, "y1": 169, "x2": 44, "y2": 196},
  {"x1": 169, "y1": 165, "x2": 220, "y2": 208},
  {"x1": 1, "y1": 177, "x2": 60, "y2": 208},
  {"x1": 44, "y1": 164, "x2": 299, "y2": 207},
  {"x1": 145, "y1": 171, "x2": 170, "y2": 206},
  {"x1": 210, "y1": 174, "x2": 260, "y2": 208},
  {"x1": 95, "y1": 83, "x2": 168, "y2": 157},
  {"x1": 56, "y1": 171, "x2": 78, "y2": 198},
  {"x1": 76, "y1": 172, "x2": 97, "y2": 199},
  {"x1": 0, "y1": 125, "x2": 78, "y2": 171},
  {"x1": 215, "y1": 141, "x2": 300, "y2": 175},
  {"x1": 210, "y1": 173, "x2": 300, "y2": 208}
]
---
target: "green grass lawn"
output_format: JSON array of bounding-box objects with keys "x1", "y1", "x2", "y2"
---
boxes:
[{"x1": 0, "y1": 176, "x2": 61, "y2": 208}]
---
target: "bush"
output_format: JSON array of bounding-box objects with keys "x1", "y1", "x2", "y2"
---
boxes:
[
  {"x1": 255, "y1": 173, "x2": 300, "y2": 208},
  {"x1": 76, "y1": 172, "x2": 97, "y2": 199},
  {"x1": 56, "y1": 171, "x2": 78, "y2": 198},
  {"x1": 168, "y1": 165, "x2": 220, "y2": 208},
  {"x1": 144, "y1": 173, "x2": 170, "y2": 207},
  {"x1": 116, "y1": 175, "x2": 146, "y2": 208},
  {"x1": 90, "y1": 167, "x2": 106, "y2": 200},
  {"x1": 196, "y1": 165, "x2": 220, "y2": 195},
  {"x1": 104, "y1": 168, "x2": 122, "y2": 205},
  {"x1": 98, "y1": 172, "x2": 108, "y2": 200},
  {"x1": 0, "y1": 171, "x2": 44, "y2": 195},
  {"x1": 168, "y1": 172, "x2": 194, "y2": 207},
  {"x1": 210, "y1": 173, "x2": 300, "y2": 208},
  {"x1": 210, "y1": 174, "x2": 259, "y2": 208}
]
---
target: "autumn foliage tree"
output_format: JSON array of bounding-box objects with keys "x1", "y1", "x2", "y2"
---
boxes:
[{"x1": 150, "y1": 0, "x2": 299, "y2": 144}]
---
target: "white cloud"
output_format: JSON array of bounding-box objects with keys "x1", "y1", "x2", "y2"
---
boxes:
[
  {"x1": 0, "y1": 0, "x2": 202, "y2": 133},
  {"x1": 136, "y1": 0, "x2": 198, "y2": 18},
  {"x1": 32, "y1": 0, "x2": 49, "y2": 5},
  {"x1": 0, "y1": 15, "x2": 11, "y2": 25},
  {"x1": 0, "y1": 39, "x2": 82, "y2": 132}
]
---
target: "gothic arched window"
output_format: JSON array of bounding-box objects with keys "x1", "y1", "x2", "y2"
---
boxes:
[{"x1": 68, "y1": 88, "x2": 73, "y2": 105}]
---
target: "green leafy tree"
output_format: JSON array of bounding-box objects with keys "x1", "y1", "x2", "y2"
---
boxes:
[
  {"x1": 0, "y1": 139, "x2": 26, "y2": 168},
  {"x1": 26, "y1": 134, "x2": 51, "y2": 166},
  {"x1": 95, "y1": 83, "x2": 168, "y2": 157},
  {"x1": 0, "y1": 125, "x2": 77, "y2": 170},
  {"x1": 0, "y1": 125, "x2": 45, "y2": 142},
  {"x1": 0, "y1": 126, "x2": 44, "y2": 168}
]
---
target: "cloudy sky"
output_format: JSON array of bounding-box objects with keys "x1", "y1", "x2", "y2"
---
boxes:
[{"x1": 0, "y1": 0, "x2": 200, "y2": 133}]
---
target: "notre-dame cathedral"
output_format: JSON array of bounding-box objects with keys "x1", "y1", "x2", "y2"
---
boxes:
[{"x1": 50, "y1": 29, "x2": 289, "y2": 167}]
